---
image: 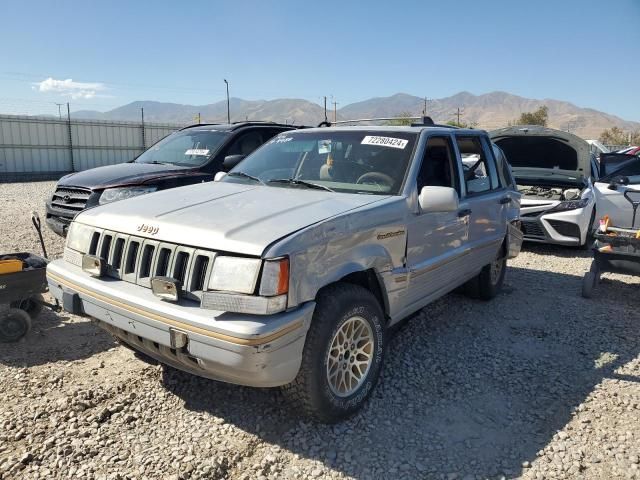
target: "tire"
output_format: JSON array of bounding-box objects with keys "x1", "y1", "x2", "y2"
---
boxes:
[
  {"x1": 282, "y1": 283, "x2": 386, "y2": 423},
  {"x1": 582, "y1": 272, "x2": 596, "y2": 298},
  {"x1": 580, "y1": 209, "x2": 597, "y2": 250},
  {"x1": 0, "y1": 308, "x2": 32, "y2": 342},
  {"x1": 10, "y1": 293, "x2": 44, "y2": 319},
  {"x1": 465, "y1": 253, "x2": 507, "y2": 301}
]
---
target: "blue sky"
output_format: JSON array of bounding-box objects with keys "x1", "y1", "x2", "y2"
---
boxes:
[{"x1": 1, "y1": 0, "x2": 639, "y2": 120}]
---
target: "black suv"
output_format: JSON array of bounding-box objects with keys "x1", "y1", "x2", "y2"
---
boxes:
[{"x1": 46, "y1": 122, "x2": 297, "y2": 236}]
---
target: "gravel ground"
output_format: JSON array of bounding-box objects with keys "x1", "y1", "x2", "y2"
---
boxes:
[{"x1": 1, "y1": 181, "x2": 639, "y2": 480}]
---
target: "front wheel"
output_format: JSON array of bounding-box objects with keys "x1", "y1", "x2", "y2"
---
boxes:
[{"x1": 282, "y1": 283, "x2": 386, "y2": 423}]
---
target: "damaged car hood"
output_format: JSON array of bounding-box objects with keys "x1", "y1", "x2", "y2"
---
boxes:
[
  {"x1": 58, "y1": 162, "x2": 199, "y2": 190},
  {"x1": 75, "y1": 181, "x2": 389, "y2": 255},
  {"x1": 490, "y1": 126, "x2": 591, "y2": 179}
]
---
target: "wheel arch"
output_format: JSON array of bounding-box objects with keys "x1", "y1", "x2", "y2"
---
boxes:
[{"x1": 317, "y1": 266, "x2": 390, "y2": 322}]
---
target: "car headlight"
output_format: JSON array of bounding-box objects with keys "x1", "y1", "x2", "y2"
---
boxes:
[
  {"x1": 99, "y1": 186, "x2": 157, "y2": 205},
  {"x1": 547, "y1": 198, "x2": 590, "y2": 213},
  {"x1": 66, "y1": 222, "x2": 94, "y2": 253},
  {"x1": 202, "y1": 256, "x2": 290, "y2": 314},
  {"x1": 208, "y1": 256, "x2": 262, "y2": 294}
]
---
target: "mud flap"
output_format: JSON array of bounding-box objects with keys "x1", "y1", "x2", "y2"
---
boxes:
[
  {"x1": 62, "y1": 291, "x2": 83, "y2": 315},
  {"x1": 507, "y1": 221, "x2": 524, "y2": 259}
]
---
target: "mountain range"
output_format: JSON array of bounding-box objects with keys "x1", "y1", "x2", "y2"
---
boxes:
[{"x1": 72, "y1": 91, "x2": 640, "y2": 139}]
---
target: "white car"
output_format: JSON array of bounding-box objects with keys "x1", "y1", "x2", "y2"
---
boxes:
[
  {"x1": 593, "y1": 154, "x2": 640, "y2": 228},
  {"x1": 490, "y1": 126, "x2": 600, "y2": 247}
]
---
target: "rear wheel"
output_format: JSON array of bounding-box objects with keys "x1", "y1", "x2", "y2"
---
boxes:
[
  {"x1": 282, "y1": 283, "x2": 386, "y2": 423},
  {"x1": 582, "y1": 272, "x2": 597, "y2": 298},
  {"x1": 0, "y1": 308, "x2": 32, "y2": 342},
  {"x1": 465, "y1": 253, "x2": 507, "y2": 301}
]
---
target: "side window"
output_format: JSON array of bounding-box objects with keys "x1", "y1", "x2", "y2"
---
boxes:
[
  {"x1": 455, "y1": 136, "x2": 499, "y2": 195},
  {"x1": 591, "y1": 154, "x2": 599, "y2": 181},
  {"x1": 225, "y1": 130, "x2": 265, "y2": 157},
  {"x1": 492, "y1": 144, "x2": 515, "y2": 189},
  {"x1": 416, "y1": 136, "x2": 459, "y2": 193}
]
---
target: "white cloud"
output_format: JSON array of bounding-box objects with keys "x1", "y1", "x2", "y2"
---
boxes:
[{"x1": 33, "y1": 77, "x2": 106, "y2": 99}]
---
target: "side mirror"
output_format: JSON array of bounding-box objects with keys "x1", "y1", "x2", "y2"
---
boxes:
[
  {"x1": 608, "y1": 175, "x2": 629, "y2": 190},
  {"x1": 223, "y1": 154, "x2": 246, "y2": 170},
  {"x1": 214, "y1": 171, "x2": 227, "y2": 182},
  {"x1": 418, "y1": 186, "x2": 459, "y2": 213}
]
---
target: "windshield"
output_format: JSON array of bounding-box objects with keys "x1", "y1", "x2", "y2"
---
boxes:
[
  {"x1": 600, "y1": 156, "x2": 640, "y2": 184},
  {"x1": 136, "y1": 129, "x2": 228, "y2": 167},
  {"x1": 223, "y1": 130, "x2": 418, "y2": 195}
]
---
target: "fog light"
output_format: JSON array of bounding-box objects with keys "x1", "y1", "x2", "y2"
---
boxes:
[
  {"x1": 82, "y1": 254, "x2": 105, "y2": 277},
  {"x1": 151, "y1": 276, "x2": 181, "y2": 302}
]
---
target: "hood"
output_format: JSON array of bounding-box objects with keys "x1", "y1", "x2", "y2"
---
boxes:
[
  {"x1": 58, "y1": 162, "x2": 197, "y2": 190},
  {"x1": 490, "y1": 126, "x2": 591, "y2": 179},
  {"x1": 75, "y1": 181, "x2": 389, "y2": 256}
]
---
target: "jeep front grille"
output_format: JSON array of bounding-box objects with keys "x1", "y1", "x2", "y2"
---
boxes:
[
  {"x1": 51, "y1": 187, "x2": 92, "y2": 215},
  {"x1": 85, "y1": 229, "x2": 216, "y2": 300}
]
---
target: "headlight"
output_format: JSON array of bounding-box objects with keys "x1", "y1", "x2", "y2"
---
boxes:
[
  {"x1": 208, "y1": 256, "x2": 262, "y2": 294},
  {"x1": 99, "y1": 186, "x2": 157, "y2": 205},
  {"x1": 203, "y1": 256, "x2": 290, "y2": 314},
  {"x1": 547, "y1": 198, "x2": 590, "y2": 213},
  {"x1": 66, "y1": 222, "x2": 94, "y2": 253}
]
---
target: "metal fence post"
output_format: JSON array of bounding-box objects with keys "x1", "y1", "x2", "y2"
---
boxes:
[
  {"x1": 66, "y1": 103, "x2": 75, "y2": 172},
  {"x1": 141, "y1": 107, "x2": 146, "y2": 150}
]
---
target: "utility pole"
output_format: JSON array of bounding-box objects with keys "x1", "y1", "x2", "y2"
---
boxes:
[
  {"x1": 452, "y1": 107, "x2": 464, "y2": 126},
  {"x1": 55, "y1": 103, "x2": 64, "y2": 120},
  {"x1": 422, "y1": 97, "x2": 432, "y2": 116},
  {"x1": 332, "y1": 100, "x2": 339, "y2": 123},
  {"x1": 223, "y1": 79, "x2": 230, "y2": 123},
  {"x1": 323, "y1": 96, "x2": 328, "y2": 123},
  {"x1": 198, "y1": 112, "x2": 201, "y2": 124},
  {"x1": 66, "y1": 103, "x2": 75, "y2": 171}
]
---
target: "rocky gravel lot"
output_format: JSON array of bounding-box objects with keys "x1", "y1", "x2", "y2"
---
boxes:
[{"x1": 1, "y1": 180, "x2": 639, "y2": 480}]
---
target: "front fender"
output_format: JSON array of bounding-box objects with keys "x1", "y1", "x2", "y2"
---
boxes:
[{"x1": 288, "y1": 240, "x2": 396, "y2": 309}]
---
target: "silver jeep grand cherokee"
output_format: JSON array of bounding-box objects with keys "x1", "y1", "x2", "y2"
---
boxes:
[{"x1": 47, "y1": 125, "x2": 522, "y2": 422}]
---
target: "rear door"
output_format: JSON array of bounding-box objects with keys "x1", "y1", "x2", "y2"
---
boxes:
[{"x1": 455, "y1": 134, "x2": 507, "y2": 273}]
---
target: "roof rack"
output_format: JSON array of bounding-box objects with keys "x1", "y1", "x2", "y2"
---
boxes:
[
  {"x1": 180, "y1": 121, "x2": 308, "y2": 131},
  {"x1": 178, "y1": 123, "x2": 220, "y2": 131},
  {"x1": 317, "y1": 116, "x2": 456, "y2": 128}
]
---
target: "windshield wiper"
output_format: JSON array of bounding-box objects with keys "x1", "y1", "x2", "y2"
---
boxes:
[
  {"x1": 227, "y1": 171, "x2": 265, "y2": 185},
  {"x1": 145, "y1": 160, "x2": 174, "y2": 165},
  {"x1": 267, "y1": 178, "x2": 334, "y2": 192}
]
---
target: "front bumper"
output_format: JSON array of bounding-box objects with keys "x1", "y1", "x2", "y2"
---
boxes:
[
  {"x1": 45, "y1": 212, "x2": 71, "y2": 237},
  {"x1": 47, "y1": 259, "x2": 314, "y2": 387},
  {"x1": 520, "y1": 205, "x2": 593, "y2": 246}
]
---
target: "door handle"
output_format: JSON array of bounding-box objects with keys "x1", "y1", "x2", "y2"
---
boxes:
[
  {"x1": 500, "y1": 196, "x2": 511, "y2": 204},
  {"x1": 457, "y1": 208, "x2": 472, "y2": 217}
]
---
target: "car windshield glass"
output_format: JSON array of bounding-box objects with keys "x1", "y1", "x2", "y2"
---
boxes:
[
  {"x1": 223, "y1": 130, "x2": 418, "y2": 195},
  {"x1": 135, "y1": 130, "x2": 228, "y2": 167},
  {"x1": 600, "y1": 156, "x2": 640, "y2": 184}
]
